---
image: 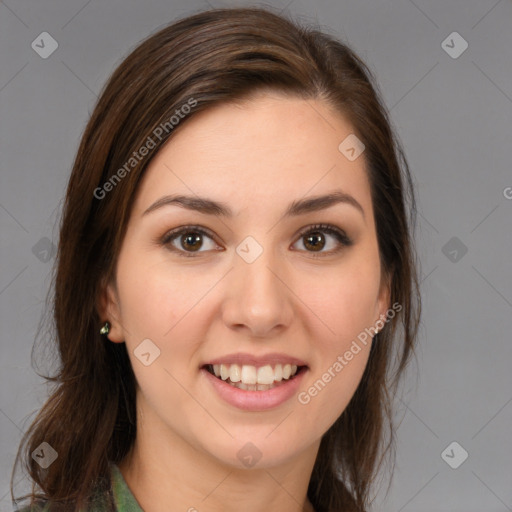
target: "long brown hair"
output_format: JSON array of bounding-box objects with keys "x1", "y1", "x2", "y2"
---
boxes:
[{"x1": 12, "y1": 6, "x2": 421, "y2": 512}]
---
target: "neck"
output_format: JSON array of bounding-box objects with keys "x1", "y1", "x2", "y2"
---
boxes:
[{"x1": 118, "y1": 401, "x2": 319, "y2": 512}]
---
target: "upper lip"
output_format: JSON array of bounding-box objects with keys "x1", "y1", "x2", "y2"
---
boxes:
[{"x1": 202, "y1": 352, "x2": 308, "y2": 368}]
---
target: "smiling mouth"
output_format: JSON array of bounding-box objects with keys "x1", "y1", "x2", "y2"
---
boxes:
[{"x1": 203, "y1": 363, "x2": 308, "y2": 391}]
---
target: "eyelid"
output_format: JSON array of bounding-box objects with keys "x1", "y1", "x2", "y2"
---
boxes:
[{"x1": 160, "y1": 223, "x2": 353, "y2": 258}]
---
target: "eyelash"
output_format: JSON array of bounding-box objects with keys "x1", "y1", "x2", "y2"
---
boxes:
[{"x1": 160, "y1": 223, "x2": 353, "y2": 259}]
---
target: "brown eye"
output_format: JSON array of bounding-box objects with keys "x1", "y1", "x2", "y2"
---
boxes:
[
  {"x1": 179, "y1": 232, "x2": 203, "y2": 252},
  {"x1": 293, "y1": 224, "x2": 353, "y2": 257},
  {"x1": 303, "y1": 231, "x2": 326, "y2": 252},
  {"x1": 161, "y1": 226, "x2": 219, "y2": 257}
]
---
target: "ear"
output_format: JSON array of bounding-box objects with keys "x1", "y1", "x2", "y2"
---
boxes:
[
  {"x1": 374, "y1": 267, "x2": 392, "y2": 331},
  {"x1": 96, "y1": 276, "x2": 125, "y2": 343}
]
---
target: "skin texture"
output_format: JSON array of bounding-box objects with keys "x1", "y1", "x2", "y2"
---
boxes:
[{"x1": 99, "y1": 92, "x2": 390, "y2": 512}]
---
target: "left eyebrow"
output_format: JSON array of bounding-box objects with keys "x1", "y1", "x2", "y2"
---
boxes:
[{"x1": 142, "y1": 190, "x2": 365, "y2": 221}]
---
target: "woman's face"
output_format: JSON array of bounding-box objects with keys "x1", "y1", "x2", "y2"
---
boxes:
[{"x1": 102, "y1": 92, "x2": 390, "y2": 470}]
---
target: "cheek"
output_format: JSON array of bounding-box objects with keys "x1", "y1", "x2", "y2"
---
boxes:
[
  {"x1": 296, "y1": 321, "x2": 372, "y2": 441},
  {"x1": 303, "y1": 263, "x2": 381, "y2": 348},
  {"x1": 117, "y1": 253, "x2": 209, "y2": 338},
  {"x1": 297, "y1": 276, "x2": 376, "y2": 432},
  {"x1": 310, "y1": 346, "x2": 371, "y2": 429},
  {"x1": 116, "y1": 264, "x2": 204, "y2": 410}
]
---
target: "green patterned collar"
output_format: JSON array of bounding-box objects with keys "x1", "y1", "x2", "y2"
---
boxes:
[
  {"x1": 17, "y1": 464, "x2": 143, "y2": 512},
  {"x1": 109, "y1": 463, "x2": 144, "y2": 512}
]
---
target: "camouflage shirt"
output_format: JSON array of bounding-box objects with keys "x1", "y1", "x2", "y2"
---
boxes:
[{"x1": 16, "y1": 463, "x2": 143, "y2": 512}]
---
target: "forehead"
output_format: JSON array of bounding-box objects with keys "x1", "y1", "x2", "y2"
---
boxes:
[{"x1": 132, "y1": 93, "x2": 373, "y2": 219}]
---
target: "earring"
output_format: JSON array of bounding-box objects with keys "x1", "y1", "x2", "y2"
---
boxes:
[{"x1": 100, "y1": 321, "x2": 110, "y2": 335}]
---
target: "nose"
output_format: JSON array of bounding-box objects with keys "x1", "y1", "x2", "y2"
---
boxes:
[{"x1": 221, "y1": 244, "x2": 294, "y2": 338}]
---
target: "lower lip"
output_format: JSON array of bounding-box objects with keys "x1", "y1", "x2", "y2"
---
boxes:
[{"x1": 201, "y1": 367, "x2": 307, "y2": 411}]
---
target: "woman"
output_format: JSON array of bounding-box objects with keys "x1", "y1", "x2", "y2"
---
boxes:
[{"x1": 12, "y1": 6, "x2": 421, "y2": 512}]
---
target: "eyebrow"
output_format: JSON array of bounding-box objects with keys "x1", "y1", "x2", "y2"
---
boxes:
[{"x1": 142, "y1": 190, "x2": 365, "y2": 220}]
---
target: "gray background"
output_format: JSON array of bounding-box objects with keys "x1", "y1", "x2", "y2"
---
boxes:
[{"x1": 1, "y1": 0, "x2": 511, "y2": 511}]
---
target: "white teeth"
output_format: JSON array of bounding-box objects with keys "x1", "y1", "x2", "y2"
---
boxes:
[
  {"x1": 241, "y1": 365, "x2": 257, "y2": 384},
  {"x1": 229, "y1": 364, "x2": 241, "y2": 383},
  {"x1": 210, "y1": 363, "x2": 300, "y2": 385},
  {"x1": 257, "y1": 365, "x2": 275, "y2": 385},
  {"x1": 220, "y1": 364, "x2": 230, "y2": 381}
]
